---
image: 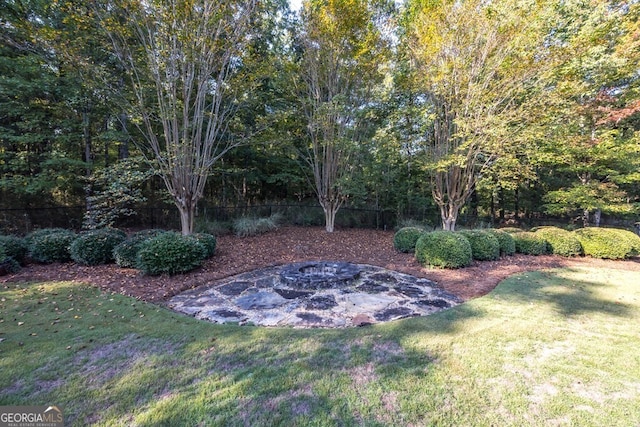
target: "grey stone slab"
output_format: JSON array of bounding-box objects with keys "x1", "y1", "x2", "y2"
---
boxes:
[
  {"x1": 218, "y1": 281, "x2": 254, "y2": 296},
  {"x1": 235, "y1": 291, "x2": 287, "y2": 310}
]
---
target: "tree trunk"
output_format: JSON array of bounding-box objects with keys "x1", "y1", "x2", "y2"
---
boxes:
[
  {"x1": 594, "y1": 208, "x2": 601, "y2": 227},
  {"x1": 440, "y1": 203, "x2": 460, "y2": 231},
  {"x1": 323, "y1": 206, "x2": 337, "y2": 233},
  {"x1": 177, "y1": 202, "x2": 196, "y2": 236},
  {"x1": 582, "y1": 208, "x2": 590, "y2": 227},
  {"x1": 83, "y1": 107, "x2": 94, "y2": 229}
]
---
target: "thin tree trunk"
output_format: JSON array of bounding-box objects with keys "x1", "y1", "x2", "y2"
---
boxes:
[
  {"x1": 177, "y1": 202, "x2": 196, "y2": 236},
  {"x1": 583, "y1": 208, "x2": 590, "y2": 227}
]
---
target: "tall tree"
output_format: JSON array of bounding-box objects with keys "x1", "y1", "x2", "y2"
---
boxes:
[
  {"x1": 535, "y1": 0, "x2": 640, "y2": 226},
  {"x1": 405, "y1": 0, "x2": 553, "y2": 230},
  {"x1": 97, "y1": 0, "x2": 258, "y2": 235},
  {"x1": 297, "y1": 0, "x2": 392, "y2": 232}
]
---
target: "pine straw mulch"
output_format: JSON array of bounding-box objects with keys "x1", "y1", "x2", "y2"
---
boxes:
[{"x1": 3, "y1": 226, "x2": 640, "y2": 304}]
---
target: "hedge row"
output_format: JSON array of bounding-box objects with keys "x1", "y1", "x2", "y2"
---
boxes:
[
  {"x1": 396, "y1": 226, "x2": 640, "y2": 269},
  {"x1": 0, "y1": 228, "x2": 217, "y2": 276}
]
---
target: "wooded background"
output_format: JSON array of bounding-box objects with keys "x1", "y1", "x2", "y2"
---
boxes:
[{"x1": 1, "y1": 0, "x2": 639, "y2": 234}]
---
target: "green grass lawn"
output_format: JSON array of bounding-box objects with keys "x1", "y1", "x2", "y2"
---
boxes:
[{"x1": 1, "y1": 267, "x2": 639, "y2": 426}]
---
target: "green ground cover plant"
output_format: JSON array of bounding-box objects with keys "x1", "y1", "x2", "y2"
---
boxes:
[{"x1": 1, "y1": 267, "x2": 639, "y2": 426}]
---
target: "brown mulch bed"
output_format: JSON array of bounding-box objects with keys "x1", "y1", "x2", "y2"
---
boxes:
[{"x1": 4, "y1": 226, "x2": 640, "y2": 303}]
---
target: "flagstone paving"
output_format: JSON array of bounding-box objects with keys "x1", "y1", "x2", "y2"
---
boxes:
[{"x1": 168, "y1": 261, "x2": 463, "y2": 328}]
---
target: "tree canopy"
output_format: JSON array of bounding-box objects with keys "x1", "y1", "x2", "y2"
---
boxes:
[{"x1": 1, "y1": 0, "x2": 638, "y2": 233}]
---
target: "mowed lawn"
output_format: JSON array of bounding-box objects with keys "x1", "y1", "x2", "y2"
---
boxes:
[{"x1": 1, "y1": 267, "x2": 639, "y2": 426}]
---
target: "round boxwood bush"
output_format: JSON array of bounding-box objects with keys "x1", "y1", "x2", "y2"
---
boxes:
[
  {"x1": 28, "y1": 229, "x2": 77, "y2": 263},
  {"x1": 394, "y1": 227, "x2": 426, "y2": 253},
  {"x1": 113, "y1": 229, "x2": 168, "y2": 268},
  {"x1": 573, "y1": 227, "x2": 635, "y2": 259},
  {"x1": 485, "y1": 229, "x2": 516, "y2": 256},
  {"x1": 136, "y1": 232, "x2": 207, "y2": 275},
  {"x1": 0, "y1": 235, "x2": 28, "y2": 265},
  {"x1": 533, "y1": 226, "x2": 583, "y2": 257},
  {"x1": 498, "y1": 227, "x2": 525, "y2": 234},
  {"x1": 605, "y1": 228, "x2": 640, "y2": 256},
  {"x1": 415, "y1": 231, "x2": 472, "y2": 269},
  {"x1": 25, "y1": 228, "x2": 70, "y2": 244},
  {"x1": 512, "y1": 232, "x2": 549, "y2": 255},
  {"x1": 0, "y1": 256, "x2": 21, "y2": 275},
  {"x1": 188, "y1": 233, "x2": 217, "y2": 258},
  {"x1": 70, "y1": 228, "x2": 126, "y2": 265},
  {"x1": 458, "y1": 230, "x2": 500, "y2": 261}
]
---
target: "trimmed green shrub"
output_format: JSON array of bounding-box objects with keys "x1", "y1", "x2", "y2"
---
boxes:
[
  {"x1": 498, "y1": 227, "x2": 525, "y2": 234},
  {"x1": 25, "y1": 228, "x2": 70, "y2": 244},
  {"x1": 0, "y1": 256, "x2": 21, "y2": 275},
  {"x1": 136, "y1": 232, "x2": 207, "y2": 275},
  {"x1": 70, "y1": 228, "x2": 126, "y2": 265},
  {"x1": 0, "y1": 244, "x2": 5, "y2": 260},
  {"x1": 28, "y1": 229, "x2": 77, "y2": 263},
  {"x1": 534, "y1": 226, "x2": 583, "y2": 257},
  {"x1": 573, "y1": 228, "x2": 635, "y2": 259},
  {"x1": 189, "y1": 233, "x2": 217, "y2": 258},
  {"x1": 394, "y1": 227, "x2": 426, "y2": 253},
  {"x1": 512, "y1": 232, "x2": 549, "y2": 255},
  {"x1": 415, "y1": 231, "x2": 472, "y2": 269},
  {"x1": 606, "y1": 228, "x2": 640, "y2": 256},
  {"x1": 485, "y1": 229, "x2": 516, "y2": 256},
  {"x1": 459, "y1": 230, "x2": 500, "y2": 261},
  {"x1": 113, "y1": 230, "x2": 167, "y2": 268},
  {"x1": 0, "y1": 235, "x2": 28, "y2": 265}
]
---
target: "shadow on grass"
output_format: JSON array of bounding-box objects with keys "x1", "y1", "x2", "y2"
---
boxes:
[
  {"x1": 489, "y1": 268, "x2": 637, "y2": 319},
  {"x1": 3, "y1": 266, "x2": 639, "y2": 426}
]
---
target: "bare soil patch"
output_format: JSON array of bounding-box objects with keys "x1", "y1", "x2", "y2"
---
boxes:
[{"x1": 4, "y1": 226, "x2": 640, "y2": 303}]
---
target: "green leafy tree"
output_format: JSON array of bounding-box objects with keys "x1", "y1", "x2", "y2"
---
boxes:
[
  {"x1": 404, "y1": 0, "x2": 555, "y2": 230},
  {"x1": 97, "y1": 0, "x2": 259, "y2": 235},
  {"x1": 82, "y1": 157, "x2": 154, "y2": 229},
  {"x1": 535, "y1": 0, "x2": 640, "y2": 226},
  {"x1": 297, "y1": 0, "x2": 392, "y2": 232}
]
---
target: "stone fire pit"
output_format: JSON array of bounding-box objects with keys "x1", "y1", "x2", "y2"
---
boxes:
[
  {"x1": 279, "y1": 261, "x2": 361, "y2": 289},
  {"x1": 168, "y1": 261, "x2": 462, "y2": 328}
]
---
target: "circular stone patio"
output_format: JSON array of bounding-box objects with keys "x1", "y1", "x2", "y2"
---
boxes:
[{"x1": 167, "y1": 261, "x2": 463, "y2": 328}]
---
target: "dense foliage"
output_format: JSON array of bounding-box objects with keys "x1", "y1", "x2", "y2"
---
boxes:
[
  {"x1": 415, "y1": 231, "x2": 472, "y2": 269},
  {"x1": 393, "y1": 227, "x2": 426, "y2": 253},
  {"x1": 458, "y1": 230, "x2": 501, "y2": 261},
  {"x1": 0, "y1": 235, "x2": 29, "y2": 265},
  {"x1": 0, "y1": 0, "x2": 638, "y2": 233},
  {"x1": 136, "y1": 232, "x2": 208, "y2": 275},
  {"x1": 485, "y1": 229, "x2": 516, "y2": 256},
  {"x1": 27, "y1": 229, "x2": 77, "y2": 263},
  {"x1": 533, "y1": 227, "x2": 583, "y2": 257},
  {"x1": 70, "y1": 229, "x2": 126, "y2": 265},
  {"x1": 113, "y1": 230, "x2": 168, "y2": 268},
  {"x1": 574, "y1": 228, "x2": 637, "y2": 259},
  {"x1": 512, "y1": 232, "x2": 549, "y2": 256}
]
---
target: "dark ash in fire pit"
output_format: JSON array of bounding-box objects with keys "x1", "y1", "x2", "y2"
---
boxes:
[{"x1": 279, "y1": 261, "x2": 361, "y2": 290}]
